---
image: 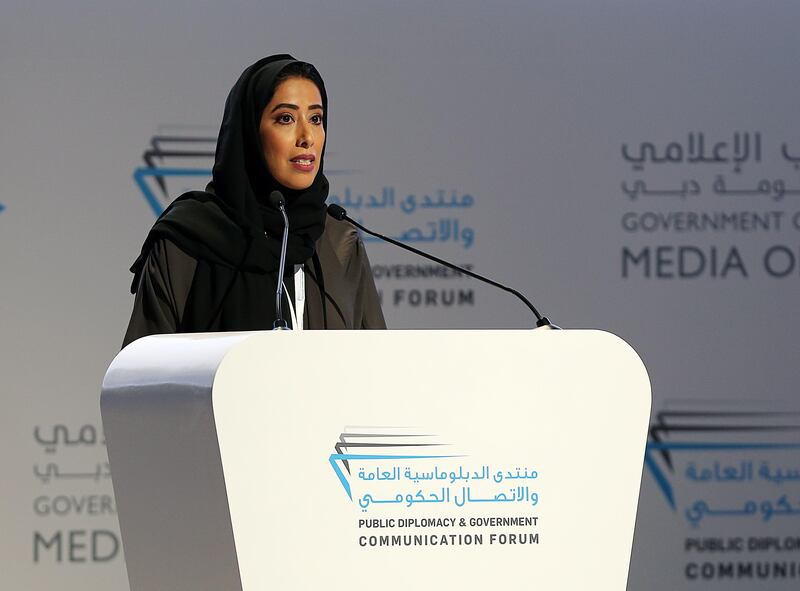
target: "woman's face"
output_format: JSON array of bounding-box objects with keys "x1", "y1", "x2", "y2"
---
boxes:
[{"x1": 259, "y1": 76, "x2": 325, "y2": 191}]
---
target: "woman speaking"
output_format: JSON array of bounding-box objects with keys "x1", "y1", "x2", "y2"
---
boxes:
[{"x1": 123, "y1": 54, "x2": 385, "y2": 347}]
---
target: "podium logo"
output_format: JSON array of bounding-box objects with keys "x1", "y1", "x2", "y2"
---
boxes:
[{"x1": 327, "y1": 427, "x2": 541, "y2": 515}]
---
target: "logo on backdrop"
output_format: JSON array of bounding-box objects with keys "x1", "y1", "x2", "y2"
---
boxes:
[
  {"x1": 328, "y1": 427, "x2": 541, "y2": 549},
  {"x1": 644, "y1": 406, "x2": 800, "y2": 581},
  {"x1": 132, "y1": 126, "x2": 217, "y2": 216}
]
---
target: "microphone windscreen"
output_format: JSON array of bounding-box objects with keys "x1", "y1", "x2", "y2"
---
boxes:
[
  {"x1": 269, "y1": 190, "x2": 286, "y2": 209},
  {"x1": 327, "y1": 204, "x2": 347, "y2": 220}
]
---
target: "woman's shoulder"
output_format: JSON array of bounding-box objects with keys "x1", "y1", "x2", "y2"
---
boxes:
[
  {"x1": 131, "y1": 237, "x2": 198, "y2": 293},
  {"x1": 152, "y1": 238, "x2": 198, "y2": 269},
  {"x1": 323, "y1": 215, "x2": 358, "y2": 240},
  {"x1": 318, "y1": 216, "x2": 360, "y2": 264}
]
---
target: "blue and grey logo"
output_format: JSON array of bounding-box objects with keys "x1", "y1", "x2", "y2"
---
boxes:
[
  {"x1": 133, "y1": 127, "x2": 216, "y2": 216},
  {"x1": 645, "y1": 407, "x2": 800, "y2": 527}
]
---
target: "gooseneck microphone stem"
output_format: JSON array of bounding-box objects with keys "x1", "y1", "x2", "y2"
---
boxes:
[
  {"x1": 327, "y1": 204, "x2": 554, "y2": 328},
  {"x1": 271, "y1": 191, "x2": 290, "y2": 330}
]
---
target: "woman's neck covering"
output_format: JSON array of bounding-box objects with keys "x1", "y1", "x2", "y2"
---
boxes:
[{"x1": 129, "y1": 54, "x2": 330, "y2": 332}]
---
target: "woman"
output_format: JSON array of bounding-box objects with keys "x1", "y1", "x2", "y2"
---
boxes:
[{"x1": 123, "y1": 55, "x2": 385, "y2": 347}]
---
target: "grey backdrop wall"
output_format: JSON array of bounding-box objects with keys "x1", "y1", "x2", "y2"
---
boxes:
[{"x1": 2, "y1": 1, "x2": 799, "y2": 589}]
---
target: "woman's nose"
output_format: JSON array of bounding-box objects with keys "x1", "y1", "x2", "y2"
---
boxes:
[{"x1": 296, "y1": 122, "x2": 314, "y2": 148}]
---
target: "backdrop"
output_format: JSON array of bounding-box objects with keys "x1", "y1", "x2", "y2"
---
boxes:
[{"x1": 2, "y1": 1, "x2": 799, "y2": 589}]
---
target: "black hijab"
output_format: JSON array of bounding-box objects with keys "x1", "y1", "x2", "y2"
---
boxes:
[{"x1": 130, "y1": 54, "x2": 329, "y2": 331}]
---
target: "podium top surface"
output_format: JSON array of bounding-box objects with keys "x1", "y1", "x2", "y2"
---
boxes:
[{"x1": 104, "y1": 328, "x2": 648, "y2": 393}]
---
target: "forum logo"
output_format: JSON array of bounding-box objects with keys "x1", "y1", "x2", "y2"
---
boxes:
[
  {"x1": 644, "y1": 406, "x2": 800, "y2": 527},
  {"x1": 133, "y1": 126, "x2": 216, "y2": 216},
  {"x1": 328, "y1": 427, "x2": 541, "y2": 513}
]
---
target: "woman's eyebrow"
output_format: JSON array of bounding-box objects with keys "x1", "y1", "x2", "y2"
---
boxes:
[{"x1": 270, "y1": 103, "x2": 324, "y2": 112}]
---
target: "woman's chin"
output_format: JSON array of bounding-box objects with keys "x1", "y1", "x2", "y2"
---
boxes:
[{"x1": 277, "y1": 175, "x2": 316, "y2": 192}]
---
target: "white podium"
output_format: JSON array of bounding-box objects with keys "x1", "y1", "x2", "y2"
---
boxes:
[{"x1": 101, "y1": 330, "x2": 651, "y2": 591}]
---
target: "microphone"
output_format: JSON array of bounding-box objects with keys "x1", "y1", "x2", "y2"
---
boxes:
[
  {"x1": 270, "y1": 191, "x2": 290, "y2": 330},
  {"x1": 327, "y1": 204, "x2": 556, "y2": 328}
]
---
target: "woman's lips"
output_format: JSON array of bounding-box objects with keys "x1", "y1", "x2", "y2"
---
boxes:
[{"x1": 290, "y1": 154, "x2": 315, "y2": 173}]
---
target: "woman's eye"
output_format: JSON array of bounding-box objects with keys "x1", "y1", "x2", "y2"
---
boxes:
[
  {"x1": 310, "y1": 114, "x2": 323, "y2": 125},
  {"x1": 277, "y1": 113, "x2": 294, "y2": 124}
]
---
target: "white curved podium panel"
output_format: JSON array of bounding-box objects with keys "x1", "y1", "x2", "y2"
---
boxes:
[{"x1": 102, "y1": 329, "x2": 651, "y2": 591}]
